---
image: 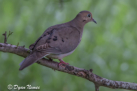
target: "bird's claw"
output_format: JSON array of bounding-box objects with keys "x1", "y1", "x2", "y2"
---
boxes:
[{"x1": 58, "y1": 59, "x2": 69, "y2": 67}]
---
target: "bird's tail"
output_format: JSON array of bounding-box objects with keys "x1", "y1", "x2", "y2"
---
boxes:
[{"x1": 19, "y1": 52, "x2": 48, "y2": 70}]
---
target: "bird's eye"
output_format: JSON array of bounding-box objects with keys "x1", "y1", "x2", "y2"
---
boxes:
[{"x1": 87, "y1": 14, "x2": 91, "y2": 17}]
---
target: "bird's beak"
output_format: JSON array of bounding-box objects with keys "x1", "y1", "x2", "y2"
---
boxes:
[{"x1": 92, "y1": 18, "x2": 97, "y2": 24}]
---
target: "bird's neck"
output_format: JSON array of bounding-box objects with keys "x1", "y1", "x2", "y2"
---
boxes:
[
  {"x1": 69, "y1": 18, "x2": 85, "y2": 31},
  {"x1": 68, "y1": 18, "x2": 85, "y2": 40}
]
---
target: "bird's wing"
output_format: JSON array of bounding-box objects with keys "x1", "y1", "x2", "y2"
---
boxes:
[
  {"x1": 29, "y1": 25, "x2": 60, "y2": 50},
  {"x1": 30, "y1": 25, "x2": 81, "y2": 54},
  {"x1": 45, "y1": 26, "x2": 81, "y2": 54},
  {"x1": 19, "y1": 26, "x2": 81, "y2": 70}
]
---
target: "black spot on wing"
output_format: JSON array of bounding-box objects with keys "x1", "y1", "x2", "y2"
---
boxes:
[
  {"x1": 46, "y1": 29, "x2": 56, "y2": 43},
  {"x1": 62, "y1": 38, "x2": 64, "y2": 42},
  {"x1": 47, "y1": 38, "x2": 51, "y2": 43},
  {"x1": 53, "y1": 36, "x2": 57, "y2": 41}
]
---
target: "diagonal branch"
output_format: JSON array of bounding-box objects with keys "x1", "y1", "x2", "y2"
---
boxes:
[{"x1": 0, "y1": 42, "x2": 137, "y2": 91}]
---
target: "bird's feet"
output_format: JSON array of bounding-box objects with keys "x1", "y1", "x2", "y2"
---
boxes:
[{"x1": 58, "y1": 59, "x2": 69, "y2": 67}]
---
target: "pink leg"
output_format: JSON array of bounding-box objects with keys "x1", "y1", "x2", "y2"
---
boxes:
[{"x1": 58, "y1": 59, "x2": 69, "y2": 66}]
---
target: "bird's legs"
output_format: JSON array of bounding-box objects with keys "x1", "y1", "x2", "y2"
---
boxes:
[{"x1": 58, "y1": 59, "x2": 69, "y2": 66}]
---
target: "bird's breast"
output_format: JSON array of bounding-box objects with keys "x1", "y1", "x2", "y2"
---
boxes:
[{"x1": 47, "y1": 50, "x2": 75, "y2": 59}]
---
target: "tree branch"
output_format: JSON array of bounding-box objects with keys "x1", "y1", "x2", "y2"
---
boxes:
[{"x1": 0, "y1": 42, "x2": 137, "y2": 91}]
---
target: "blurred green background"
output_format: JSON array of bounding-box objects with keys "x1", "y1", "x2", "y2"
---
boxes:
[{"x1": 0, "y1": 0, "x2": 137, "y2": 91}]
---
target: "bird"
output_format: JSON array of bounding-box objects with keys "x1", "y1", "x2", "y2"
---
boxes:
[{"x1": 19, "y1": 10, "x2": 97, "y2": 70}]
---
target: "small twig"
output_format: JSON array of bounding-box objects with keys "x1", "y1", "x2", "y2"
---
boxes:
[
  {"x1": 16, "y1": 42, "x2": 19, "y2": 49},
  {"x1": 2, "y1": 31, "x2": 7, "y2": 43},
  {"x1": 90, "y1": 69, "x2": 93, "y2": 72},
  {"x1": 7, "y1": 31, "x2": 13, "y2": 39},
  {"x1": 2, "y1": 31, "x2": 13, "y2": 44},
  {"x1": 95, "y1": 84, "x2": 100, "y2": 91}
]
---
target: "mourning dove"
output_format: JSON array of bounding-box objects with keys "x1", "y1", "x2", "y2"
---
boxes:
[{"x1": 19, "y1": 11, "x2": 97, "y2": 70}]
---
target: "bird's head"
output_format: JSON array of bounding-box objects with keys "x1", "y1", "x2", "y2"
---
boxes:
[{"x1": 76, "y1": 11, "x2": 97, "y2": 24}]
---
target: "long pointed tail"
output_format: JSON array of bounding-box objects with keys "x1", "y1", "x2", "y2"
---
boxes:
[{"x1": 19, "y1": 52, "x2": 48, "y2": 70}]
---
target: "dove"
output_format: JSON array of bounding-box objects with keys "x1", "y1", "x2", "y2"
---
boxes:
[{"x1": 19, "y1": 10, "x2": 97, "y2": 70}]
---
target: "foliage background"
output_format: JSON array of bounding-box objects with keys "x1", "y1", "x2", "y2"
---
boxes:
[{"x1": 0, "y1": 0, "x2": 137, "y2": 91}]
